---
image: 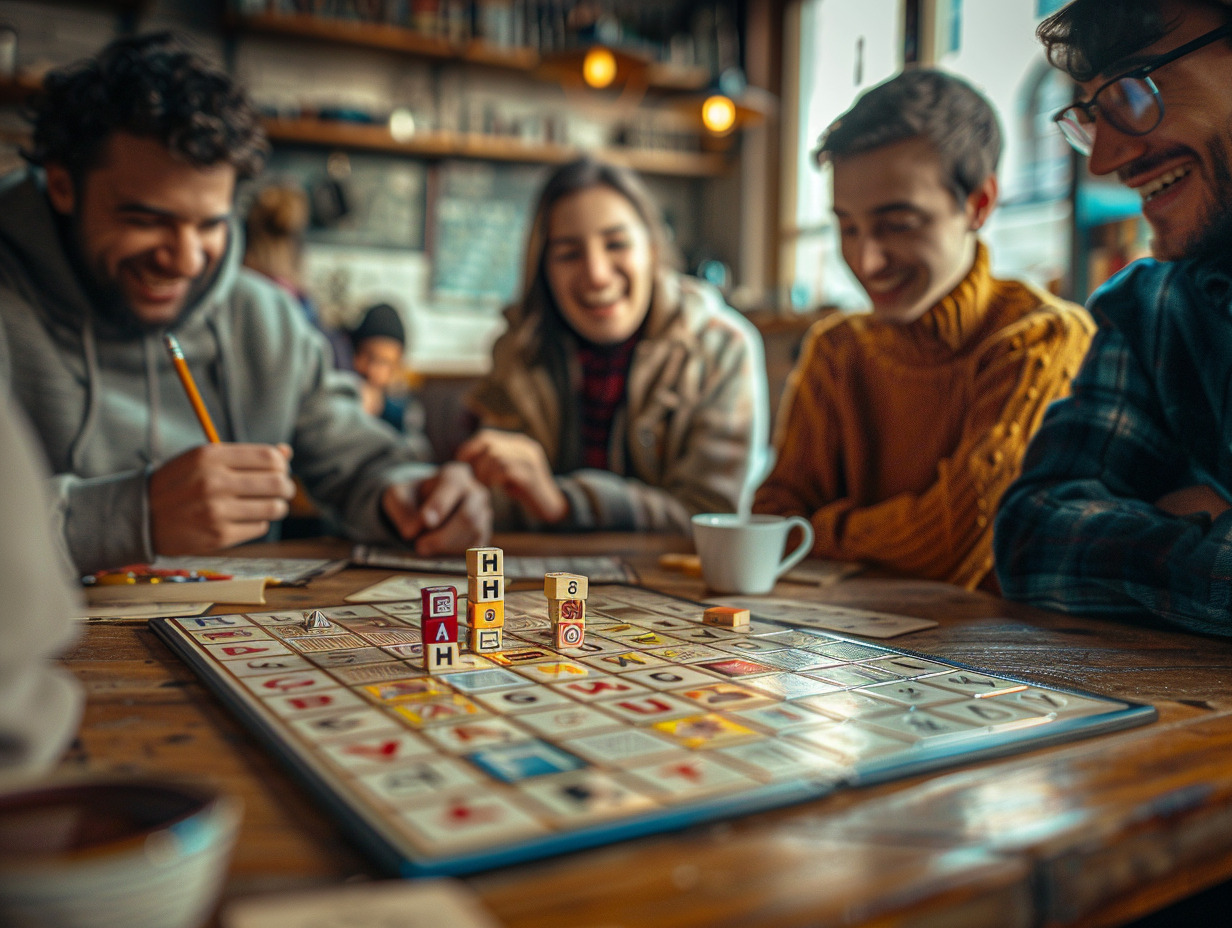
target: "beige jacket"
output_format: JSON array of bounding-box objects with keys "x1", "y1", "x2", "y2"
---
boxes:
[{"x1": 468, "y1": 274, "x2": 769, "y2": 532}]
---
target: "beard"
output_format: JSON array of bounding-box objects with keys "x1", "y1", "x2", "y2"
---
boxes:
[{"x1": 1169, "y1": 131, "x2": 1232, "y2": 268}]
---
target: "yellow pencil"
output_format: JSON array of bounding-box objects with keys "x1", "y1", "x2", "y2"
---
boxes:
[{"x1": 163, "y1": 333, "x2": 221, "y2": 443}]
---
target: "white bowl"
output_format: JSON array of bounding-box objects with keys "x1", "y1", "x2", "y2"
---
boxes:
[{"x1": 0, "y1": 778, "x2": 241, "y2": 928}]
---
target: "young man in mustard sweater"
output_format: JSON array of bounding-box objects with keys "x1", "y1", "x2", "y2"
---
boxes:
[{"x1": 754, "y1": 69, "x2": 1094, "y2": 590}]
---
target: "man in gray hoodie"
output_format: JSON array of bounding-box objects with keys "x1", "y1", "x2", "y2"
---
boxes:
[{"x1": 0, "y1": 33, "x2": 490, "y2": 572}]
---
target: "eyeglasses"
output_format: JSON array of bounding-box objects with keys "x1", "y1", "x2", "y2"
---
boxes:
[{"x1": 1053, "y1": 21, "x2": 1232, "y2": 155}]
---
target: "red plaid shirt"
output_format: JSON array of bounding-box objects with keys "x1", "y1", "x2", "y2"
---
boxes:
[{"x1": 576, "y1": 334, "x2": 640, "y2": 470}]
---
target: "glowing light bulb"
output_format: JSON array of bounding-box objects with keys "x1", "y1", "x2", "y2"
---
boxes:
[
  {"x1": 389, "y1": 108, "x2": 416, "y2": 142},
  {"x1": 582, "y1": 47, "x2": 617, "y2": 89},
  {"x1": 701, "y1": 94, "x2": 737, "y2": 134}
]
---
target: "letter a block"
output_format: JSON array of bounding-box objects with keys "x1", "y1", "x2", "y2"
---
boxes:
[
  {"x1": 423, "y1": 615, "x2": 459, "y2": 646},
  {"x1": 543, "y1": 572, "x2": 588, "y2": 601},
  {"x1": 465, "y1": 546, "x2": 504, "y2": 577},
  {"x1": 470, "y1": 626, "x2": 504, "y2": 653},
  {"x1": 555, "y1": 620, "x2": 585, "y2": 649},
  {"x1": 468, "y1": 600, "x2": 504, "y2": 629},
  {"x1": 467, "y1": 574, "x2": 505, "y2": 604},
  {"x1": 425, "y1": 642, "x2": 460, "y2": 673}
]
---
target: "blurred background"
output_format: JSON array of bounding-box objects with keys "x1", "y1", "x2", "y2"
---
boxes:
[{"x1": 0, "y1": 0, "x2": 1141, "y2": 404}]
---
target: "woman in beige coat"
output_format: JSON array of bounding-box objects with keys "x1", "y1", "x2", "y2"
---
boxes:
[{"x1": 460, "y1": 158, "x2": 768, "y2": 532}]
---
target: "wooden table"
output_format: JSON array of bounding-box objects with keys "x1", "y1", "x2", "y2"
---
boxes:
[{"x1": 58, "y1": 533, "x2": 1232, "y2": 926}]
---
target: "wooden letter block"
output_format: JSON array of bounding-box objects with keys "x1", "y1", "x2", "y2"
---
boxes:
[
  {"x1": 555, "y1": 620, "x2": 585, "y2": 649},
  {"x1": 468, "y1": 600, "x2": 504, "y2": 629},
  {"x1": 467, "y1": 574, "x2": 505, "y2": 604},
  {"x1": 469, "y1": 626, "x2": 504, "y2": 654},
  {"x1": 543, "y1": 572, "x2": 588, "y2": 601},
  {"x1": 424, "y1": 642, "x2": 460, "y2": 673},
  {"x1": 421, "y1": 586, "x2": 457, "y2": 620},
  {"x1": 465, "y1": 546, "x2": 504, "y2": 577},
  {"x1": 703, "y1": 606, "x2": 751, "y2": 628},
  {"x1": 548, "y1": 599, "x2": 585, "y2": 625},
  {"x1": 423, "y1": 614, "x2": 458, "y2": 645}
]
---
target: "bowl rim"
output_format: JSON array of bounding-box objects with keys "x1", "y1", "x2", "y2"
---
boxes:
[{"x1": 0, "y1": 777, "x2": 236, "y2": 868}]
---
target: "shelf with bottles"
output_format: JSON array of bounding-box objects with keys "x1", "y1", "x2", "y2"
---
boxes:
[
  {"x1": 262, "y1": 116, "x2": 729, "y2": 177},
  {"x1": 227, "y1": 8, "x2": 713, "y2": 93}
]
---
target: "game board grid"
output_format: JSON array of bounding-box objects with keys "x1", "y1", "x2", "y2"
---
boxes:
[{"x1": 159, "y1": 586, "x2": 1150, "y2": 871}]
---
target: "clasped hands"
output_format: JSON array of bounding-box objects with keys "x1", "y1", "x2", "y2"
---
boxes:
[
  {"x1": 457, "y1": 428, "x2": 569, "y2": 524},
  {"x1": 148, "y1": 443, "x2": 491, "y2": 556}
]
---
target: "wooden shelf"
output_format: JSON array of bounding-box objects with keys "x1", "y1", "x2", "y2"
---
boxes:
[
  {"x1": 263, "y1": 117, "x2": 729, "y2": 178},
  {"x1": 232, "y1": 11, "x2": 708, "y2": 91}
]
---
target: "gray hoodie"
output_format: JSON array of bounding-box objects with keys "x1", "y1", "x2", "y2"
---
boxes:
[{"x1": 0, "y1": 169, "x2": 431, "y2": 572}]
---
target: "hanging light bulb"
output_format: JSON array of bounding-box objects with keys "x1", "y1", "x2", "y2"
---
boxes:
[
  {"x1": 582, "y1": 47, "x2": 617, "y2": 89},
  {"x1": 701, "y1": 94, "x2": 737, "y2": 134}
]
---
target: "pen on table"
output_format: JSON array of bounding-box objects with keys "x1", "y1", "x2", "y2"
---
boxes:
[{"x1": 163, "y1": 333, "x2": 221, "y2": 443}]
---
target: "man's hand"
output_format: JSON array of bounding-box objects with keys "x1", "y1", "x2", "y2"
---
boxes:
[
  {"x1": 381, "y1": 462, "x2": 492, "y2": 555},
  {"x1": 456, "y1": 429, "x2": 569, "y2": 523},
  {"x1": 149, "y1": 444, "x2": 296, "y2": 555},
  {"x1": 1155, "y1": 484, "x2": 1232, "y2": 519}
]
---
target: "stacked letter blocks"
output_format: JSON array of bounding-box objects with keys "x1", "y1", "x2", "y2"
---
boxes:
[
  {"x1": 467, "y1": 547, "x2": 506, "y2": 654},
  {"x1": 420, "y1": 585, "x2": 459, "y2": 672},
  {"x1": 544, "y1": 571, "x2": 588, "y2": 649}
]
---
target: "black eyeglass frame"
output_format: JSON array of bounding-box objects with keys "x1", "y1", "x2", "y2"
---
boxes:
[{"x1": 1053, "y1": 20, "x2": 1232, "y2": 152}]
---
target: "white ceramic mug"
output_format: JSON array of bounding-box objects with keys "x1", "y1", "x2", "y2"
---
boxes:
[{"x1": 690, "y1": 513, "x2": 815, "y2": 594}]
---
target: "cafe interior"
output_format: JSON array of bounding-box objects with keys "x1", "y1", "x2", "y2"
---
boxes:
[{"x1": 0, "y1": 1, "x2": 1227, "y2": 927}]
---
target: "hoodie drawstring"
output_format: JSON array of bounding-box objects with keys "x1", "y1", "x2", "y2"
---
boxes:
[{"x1": 68, "y1": 309, "x2": 100, "y2": 473}]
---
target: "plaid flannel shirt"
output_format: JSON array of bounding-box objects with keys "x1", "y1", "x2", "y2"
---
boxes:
[{"x1": 995, "y1": 256, "x2": 1232, "y2": 635}]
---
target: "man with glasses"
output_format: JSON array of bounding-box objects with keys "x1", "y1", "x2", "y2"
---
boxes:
[{"x1": 995, "y1": 0, "x2": 1232, "y2": 632}]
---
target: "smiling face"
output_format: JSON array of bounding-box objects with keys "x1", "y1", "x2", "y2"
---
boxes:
[
  {"x1": 831, "y1": 137, "x2": 994, "y2": 325},
  {"x1": 1082, "y1": 2, "x2": 1232, "y2": 260},
  {"x1": 543, "y1": 184, "x2": 655, "y2": 345},
  {"x1": 44, "y1": 132, "x2": 236, "y2": 327}
]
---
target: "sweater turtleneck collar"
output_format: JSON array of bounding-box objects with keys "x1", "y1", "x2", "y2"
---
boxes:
[{"x1": 904, "y1": 240, "x2": 994, "y2": 353}]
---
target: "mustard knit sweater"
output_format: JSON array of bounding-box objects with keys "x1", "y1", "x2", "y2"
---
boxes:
[{"x1": 754, "y1": 244, "x2": 1095, "y2": 589}]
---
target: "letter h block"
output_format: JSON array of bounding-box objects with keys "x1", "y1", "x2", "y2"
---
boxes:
[
  {"x1": 467, "y1": 574, "x2": 505, "y2": 604},
  {"x1": 466, "y1": 546, "x2": 504, "y2": 577},
  {"x1": 424, "y1": 642, "x2": 460, "y2": 673}
]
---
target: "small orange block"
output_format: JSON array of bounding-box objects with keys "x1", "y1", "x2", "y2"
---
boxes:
[
  {"x1": 703, "y1": 606, "x2": 750, "y2": 628},
  {"x1": 468, "y1": 600, "x2": 505, "y2": 629}
]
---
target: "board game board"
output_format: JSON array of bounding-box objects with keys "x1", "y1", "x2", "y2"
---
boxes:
[{"x1": 151, "y1": 586, "x2": 1156, "y2": 877}]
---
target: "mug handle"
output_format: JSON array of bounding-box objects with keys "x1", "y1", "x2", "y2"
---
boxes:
[{"x1": 774, "y1": 516, "x2": 815, "y2": 579}]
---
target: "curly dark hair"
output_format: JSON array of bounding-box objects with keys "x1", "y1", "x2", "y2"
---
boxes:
[
  {"x1": 24, "y1": 32, "x2": 268, "y2": 182},
  {"x1": 1037, "y1": 0, "x2": 1232, "y2": 82},
  {"x1": 814, "y1": 69, "x2": 1001, "y2": 204}
]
